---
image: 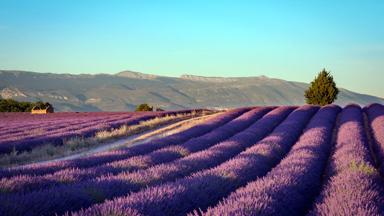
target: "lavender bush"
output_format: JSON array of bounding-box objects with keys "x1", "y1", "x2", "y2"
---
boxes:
[
  {"x1": 365, "y1": 103, "x2": 384, "y2": 173},
  {"x1": 0, "y1": 110, "x2": 195, "y2": 154},
  {"x1": 1, "y1": 104, "x2": 383, "y2": 216},
  {"x1": 0, "y1": 108, "x2": 247, "y2": 178},
  {"x1": 199, "y1": 105, "x2": 340, "y2": 216},
  {"x1": 0, "y1": 107, "x2": 293, "y2": 215},
  {"x1": 0, "y1": 107, "x2": 271, "y2": 194},
  {"x1": 69, "y1": 105, "x2": 318, "y2": 216},
  {"x1": 308, "y1": 104, "x2": 384, "y2": 215}
]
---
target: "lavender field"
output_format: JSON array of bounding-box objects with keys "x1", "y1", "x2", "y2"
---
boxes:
[
  {"x1": 0, "y1": 104, "x2": 384, "y2": 216},
  {"x1": 0, "y1": 110, "x2": 196, "y2": 155}
]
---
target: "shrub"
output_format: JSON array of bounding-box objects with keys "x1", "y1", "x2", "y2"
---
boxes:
[
  {"x1": 33, "y1": 101, "x2": 52, "y2": 109},
  {"x1": 136, "y1": 103, "x2": 153, "y2": 111}
]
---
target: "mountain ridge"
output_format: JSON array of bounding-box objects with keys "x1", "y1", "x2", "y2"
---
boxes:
[{"x1": 0, "y1": 70, "x2": 382, "y2": 111}]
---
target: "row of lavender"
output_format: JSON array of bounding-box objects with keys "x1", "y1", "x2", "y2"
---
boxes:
[
  {"x1": 0, "y1": 113, "x2": 134, "y2": 141},
  {"x1": 0, "y1": 107, "x2": 269, "y2": 194},
  {"x1": 68, "y1": 105, "x2": 317, "y2": 216},
  {"x1": 0, "y1": 110, "x2": 199, "y2": 154},
  {"x1": 0, "y1": 106, "x2": 304, "y2": 215},
  {"x1": 204, "y1": 104, "x2": 384, "y2": 216},
  {"x1": 71, "y1": 104, "x2": 384, "y2": 216},
  {"x1": 0, "y1": 107, "x2": 250, "y2": 178},
  {"x1": 0, "y1": 106, "x2": 264, "y2": 215},
  {"x1": 0, "y1": 104, "x2": 383, "y2": 215},
  {"x1": 0, "y1": 112, "x2": 135, "y2": 135},
  {"x1": 202, "y1": 104, "x2": 384, "y2": 215}
]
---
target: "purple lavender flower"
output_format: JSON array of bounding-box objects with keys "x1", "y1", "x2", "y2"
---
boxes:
[
  {"x1": 68, "y1": 105, "x2": 318, "y2": 216},
  {"x1": 0, "y1": 108, "x2": 248, "y2": 178},
  {"x1": 199, "y1": 105, "x2": 340, "y2": 216},
  {"x1": 0, "y1": 107, "x2": 271, "y2": 194},
  {"x1": 365, "y1": 103, "x2": 384, "y2": 173},
  {"x1": 308, "y1": 104, "x2": 384, "y2": 216}
]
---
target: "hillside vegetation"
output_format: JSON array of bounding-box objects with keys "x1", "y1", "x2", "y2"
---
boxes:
[{"x1": 0, "y1": 99, "x2": 51, "y2": 112}]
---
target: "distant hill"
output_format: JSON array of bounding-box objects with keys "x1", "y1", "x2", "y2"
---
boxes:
[{"x1": 0, "y1": 70, "x2": 383, "y2": 111}]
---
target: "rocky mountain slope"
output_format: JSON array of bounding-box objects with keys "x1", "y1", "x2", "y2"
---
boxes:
[{"x1": 0, "y1": 70, "x2": 382, "y2": 111}]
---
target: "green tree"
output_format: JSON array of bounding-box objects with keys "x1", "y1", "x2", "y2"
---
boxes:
[
  {"x1": 305, "y1": 69, "x2": 339, "y2": 106},
  {"x1": 0, "y1": 99, "x2": 23, "y2": 112},
  {"x1": 135, "y1": 103, "x2": 153, "y2": 111}
]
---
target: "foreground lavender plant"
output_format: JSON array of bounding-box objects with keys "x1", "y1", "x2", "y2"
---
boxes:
[
  {"x1": 2, "y1": 104, "x2": 382, "y2": 216},
  {"x1": 308, "y1": 104, "x2": 384, "y2": 215},
  {"x1": 199, "y1": 105, "x2": 340, "y2": 216},
  {"x1": 0, "y1": 107, "x2": 293, "y2": 216},
  {"x1": 365, "y1": 103, "x2": 384, "y2": 173},
  {"x1": 69, "y1": 105, "x2": 318, "y2": 216},
  {"x1": 0, "y1": 108, "x2": 248, "y2": 178},
  {"x1": 0, "y1": 107, "x2": 272, "y2": 215},
  {"x1": 0, "y1": 107, "x2": 272, "y2": 194}
]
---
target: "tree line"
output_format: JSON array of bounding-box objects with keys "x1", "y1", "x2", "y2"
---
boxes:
[{"x1": 0, "y1": 99, "x2": 52, "y2": 112}]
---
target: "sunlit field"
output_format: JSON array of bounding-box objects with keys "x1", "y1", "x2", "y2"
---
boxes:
[{"x1": 0, "y1": 104, "x2": 383, "y2": 215}]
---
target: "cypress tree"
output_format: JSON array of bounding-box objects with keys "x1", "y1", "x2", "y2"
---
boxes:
[{"x1": 305, "y1": 69, "x2": 339, "y2": 106}]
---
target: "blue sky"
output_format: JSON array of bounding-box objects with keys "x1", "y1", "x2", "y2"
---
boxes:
[{"x1": 0, "y1": 0, "x2": 383, "y2": 97}]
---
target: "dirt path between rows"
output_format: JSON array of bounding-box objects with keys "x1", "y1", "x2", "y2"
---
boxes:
[{"x1": 29, "y1": 114, "x2": 214, "y2": 166}]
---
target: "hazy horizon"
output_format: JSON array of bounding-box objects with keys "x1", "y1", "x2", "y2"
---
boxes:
[{"x1": 0, "y1": 1, "x2": 383, "y2": 98}]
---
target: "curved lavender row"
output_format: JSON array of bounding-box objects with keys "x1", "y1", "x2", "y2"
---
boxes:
[
  {"x1": 200, "y1": 105, "x2": 340, "y2": 216},
  {"x1": 0, "y1": 112, "x2": 147, "y2": 124},
  {"x1": 0, "y1": 113, "x2": 133, "y2": 140},
  {"x1": 0, "y1": 112, "x2": 168, "y2": 139},
  {"x1": 0, "y1": 108, "x2": 248, "y2": 178},
  {"x1": 0, "y1": 117, "x2": 95, "y2": 137},
  {"x1": 5, "y1": 107, "x2": 271, "y2": 193},
  {"x1": 0, "y1": 109, "x2": 224, "y2": 177},
  {"x1": 0, "y1": 107, "x2": 272, "y2": 194},
  {"x1": 0, "y1": 112, "x2": 129, "y2": 127},
  {"x1": 365, "y1": 103, "x2": 384, "y2": 173},
  {"x1": 0, "y1": 112, "x2": 150, "y2": 153},
  {"x1": 0, "y1": 112, "x2": 128, "y2": 135},
  {"x1": 308, "y1": 105, "x2": 384, "y2": 215},
  {"x1": 0, "y1": 110, "x2": 191, "y2": 154},
  {"x1": 0, "y1": 112, "x2": 134, "y2": 137},
  {"x1": 0, "y1": 107, "x2": 292, "y2": 216},
  {"x1": 70, "y1": 105, "x2": 318, "y2": 216},
  {"x1": 0, "y1": 110, "x2": 191, "y2": 144},
  {"x1": 0, "y1": 115, "x2": 129, "y2": 140},
  {"x1": 0, "y1": 112, "x2": 132, "y2": 137},
  {"x1": 0, "y1": 113, "x2": 99, "y2": 131}
]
